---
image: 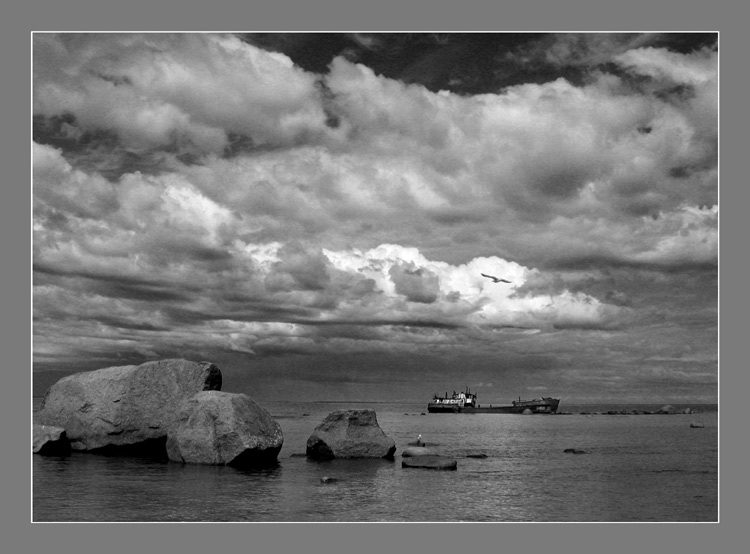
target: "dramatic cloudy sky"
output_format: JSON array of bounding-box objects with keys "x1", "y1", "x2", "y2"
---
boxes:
[{"x1": 32, "y1": 33, "x2": 718, "y2": 403}]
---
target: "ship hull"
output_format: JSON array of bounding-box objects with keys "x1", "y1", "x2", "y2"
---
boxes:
[
  {"x1": 427, "y1": 400, "x2": 560, "y2": 414},
  {"x1": 426, "y1": 403, "x2": 460, "y2": 413}
]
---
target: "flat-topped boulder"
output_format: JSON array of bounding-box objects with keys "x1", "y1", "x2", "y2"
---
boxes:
[
  {"x1": 37, "y1": 359, "x2": 222, "y2": 452},
  {"x1": 306, "y1": 410, "x2": 396, "y2": 460},
  {"x1": 33, "y1": 424, "x2": 71, "y2": 456},
  {"x1": 401, "y1": 446, "x2": 434, "y2": 457},
  {"x1": 166, "y1": 391, "x2": 283, "y2": 468}
]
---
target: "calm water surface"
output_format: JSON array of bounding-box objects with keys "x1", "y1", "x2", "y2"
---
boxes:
[{"x1": 33, "y1": 401, "x2": 718, "y2": 522}]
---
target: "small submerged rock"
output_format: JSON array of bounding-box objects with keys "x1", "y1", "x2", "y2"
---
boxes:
[
  {"x1": 690, "y1": 421, "x2": 705, "y2": 428},
  {"x1": 564, "y1": 448, "x2": 587, "y2": 454},
  {"x1": 402, "y1": 455, "x2": 457, "y2": 470},
  {"x1": 320, "y1": 476, "x2": 338, "y2": 484},
  {"x1": 466, "y1": 453, "x2": 488, "y2": 459}
]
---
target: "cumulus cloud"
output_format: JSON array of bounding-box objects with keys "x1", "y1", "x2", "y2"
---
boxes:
[
  {"x1": 34, "y1": 34, "x2": 337, "y2": 157},
  {"x1": 35, "y1": 37, "x2": 718, "y2": 270}
]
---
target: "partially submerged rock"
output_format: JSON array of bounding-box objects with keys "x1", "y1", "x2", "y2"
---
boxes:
[
  {"x1": 306, "y1": 410, "x2": 396, "y2": 460},
  {"x1": 402, "y1": 446, "x2": 434, "y2": 457},
  {"x1": 401, "y1": 455, "x2": 457, "y2": 470},
  {"x1": 37, "y1": 359, "x2": 222, "y2": 452},
  {"x1": 690, "y1": 421, "x2": 705, "y2": 428},
  {"x1": 33, "y1": 424, "x2": 71, "y2": 456},
  {"x1": 166, "y1": 391, "x2": 283, "y2": 468},
  {"x1": 564, "y1": 448, "x2": 587, "y2": 454}
]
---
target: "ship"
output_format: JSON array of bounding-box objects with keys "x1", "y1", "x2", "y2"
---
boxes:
[{"x1": 427, "y1": 387, "x2": 560, "y2": 414}]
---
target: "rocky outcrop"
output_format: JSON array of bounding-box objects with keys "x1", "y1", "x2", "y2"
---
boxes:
[
  {"x1": 401, "y1": 455, "x2": 457, "y2": 470},
  {"x1": 33, "y1": 424, "x2": 71, "y2": 456},
  {"x1": 37, "y1": 359, "x2": 222, "y2": 452},
  {"x1": 657, "y1": 405, "x2": 676, "y2": 414},
  {"x1": 166, "y1": 391, "x2": 283, "y2": 468},
  {"x1": 306, "y1": 410, "x2": 396, "y2": 460}
]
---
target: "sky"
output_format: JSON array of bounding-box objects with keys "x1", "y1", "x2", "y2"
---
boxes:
[{"x1": 32, "y1": 33, "x2": 718, "y2": 404}]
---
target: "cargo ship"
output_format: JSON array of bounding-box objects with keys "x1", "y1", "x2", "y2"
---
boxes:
[{"x1": 427, "y1": 388, "x2": 560, "y2": 414}]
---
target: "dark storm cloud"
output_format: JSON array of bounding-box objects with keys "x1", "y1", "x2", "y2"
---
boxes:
[
  {"x1": 265, "y1": 243, "x2": 332, "y2": 292},
  {"x1": 389, "y1": 262, "x2": 440, "y2": 304},
  {"x1": 34, "y1": 113, "x2": 208, "y2": 181},
  {"x1": 239, "y1": 33, "x2": 715, "y2": 94},
  {"x1": 93, "y1": 317, "x2": 171, "y2": 332},
  {"x1": 33, "y1": 262, "x2": 197, "y2": 302}
]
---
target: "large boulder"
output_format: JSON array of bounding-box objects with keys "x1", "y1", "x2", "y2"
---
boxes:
[
  {"x1": 306, "y1": 410, "x2": 396, "y2": 460},
  {"x1": 33, "y1": 424, "x2": 71, "y2": 456},
  {"x1": 37, "y1": 359, "x2": 222, "y2": 452},
  {"x1": 166, "y1": 391, "x2": 283, "y2": 468}
]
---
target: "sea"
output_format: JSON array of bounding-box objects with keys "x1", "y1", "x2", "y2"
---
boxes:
[{"x1": 32, "y1": 399, "x2": 718, "y2": 522}]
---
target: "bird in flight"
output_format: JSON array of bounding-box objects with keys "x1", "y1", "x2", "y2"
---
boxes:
[{"x1": 481, "y1": 273, "x2": 512, "y2": 283}]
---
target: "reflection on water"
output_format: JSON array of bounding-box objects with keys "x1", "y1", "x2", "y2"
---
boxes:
[{"x1": 33, "y1": 401, "x2": 718, "y2": 522}]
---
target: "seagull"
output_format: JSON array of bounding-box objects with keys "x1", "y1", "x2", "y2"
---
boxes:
[{"x1": 481, "y1": 273, "x2": 512, "y2": 283}]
